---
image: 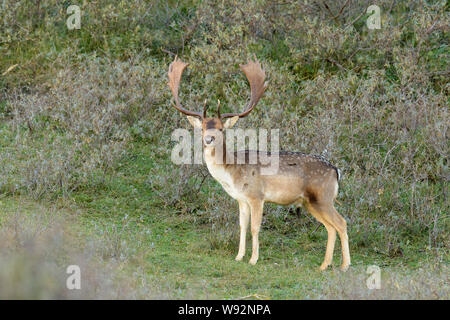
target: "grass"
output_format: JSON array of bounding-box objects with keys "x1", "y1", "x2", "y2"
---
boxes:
[
  {"x1": 2, "y1": 141, "x2": 445, "y2": 299},
  {"x1": 0, "y1": 0, "x2": 448, "y2": 299}
]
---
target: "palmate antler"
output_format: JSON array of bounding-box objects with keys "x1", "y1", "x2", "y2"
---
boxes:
[
  {"x1": 168, "y1": 56, "x2": 206, "y2": 119},
  {"x1": 220, "y1": 58, "x2": 268, "y2": 119},
  {"x1": 168, "y1": 56, "x2": 267, "y2": 119}
]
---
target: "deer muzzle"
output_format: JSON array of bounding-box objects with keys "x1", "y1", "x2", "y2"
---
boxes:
[{"x1": 204, "y1": 135, "x2": 215, "y2": 145}]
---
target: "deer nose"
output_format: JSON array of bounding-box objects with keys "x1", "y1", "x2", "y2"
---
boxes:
[{"x1": 204, "y1": 135, "x2": 215, "y2": 144}]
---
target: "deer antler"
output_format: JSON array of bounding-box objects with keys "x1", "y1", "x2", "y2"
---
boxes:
[
  {"x1": 220, "y1": 57, "x2": 268, "y2": 119},
  {"x1": 168, "y1": 56, "x2": 205, "y2": 119}
]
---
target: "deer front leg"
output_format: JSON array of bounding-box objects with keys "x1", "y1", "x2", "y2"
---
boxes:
[
  {"x1": 248, "y1": 199, "x2": 264, "y2": 265},
  {"x1": 235, "y1": 201, "x2": 250, "y2": 261}
]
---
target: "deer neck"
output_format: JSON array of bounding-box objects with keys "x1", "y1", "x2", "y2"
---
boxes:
[
  {"x1": 203, "y1": 143, "x2": 245, "y2": 200},
  {"x1": 203, "y1": 144, "x2": 229, "y2": 169},
  {"x1": 203, "y1": 143, "x2": 235, "y2": 184}
]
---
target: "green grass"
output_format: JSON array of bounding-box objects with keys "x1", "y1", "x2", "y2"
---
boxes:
[
  {"x1": 5, "y1": 142, "x2": 439, "y2": 299},
  {"x1": 0, "y1": 169, "x2": 445, "y2": 299},
  {"x1": 0, "y1": 126, "x2": 447, "y2": 298}
]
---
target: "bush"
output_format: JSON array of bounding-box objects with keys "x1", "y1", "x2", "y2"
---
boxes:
[{"x1": 1, "y1": 53, "x2": 166, "y2": 198}]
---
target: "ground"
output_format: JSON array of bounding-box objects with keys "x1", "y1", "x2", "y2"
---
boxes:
[{"x1": 0, "y1": 143, "x2": 446, "y2": 299}]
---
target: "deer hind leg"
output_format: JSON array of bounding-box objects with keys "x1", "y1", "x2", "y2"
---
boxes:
[
  {"x1": 326, "y1": 206, "x2": 350, "y2": 271},
  {"x1": 309, "y1": 202, "x2": 351, "y2": 271},
  {"x1": 235, "y1": 201, "x2": 250, "y2": 262},
  {"x1": 320, "y1": 221, "x2": 337, "y2": 270},
  {"x1": 305, "y1": 203, "x2": 337, "y2": 271},
  {"x1": 248, "y1": 199, "x2": 264, "y2": 265}
]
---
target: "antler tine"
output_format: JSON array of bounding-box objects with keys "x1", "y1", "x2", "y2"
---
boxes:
[
  {"x1": 220, "y1": 57, "x2": 268, "y2": 119},
  {"x1": 203, "y1": 99, "x2": 208, "y2": 118},
  {"x1": 217, "y1": 100, "x2": 221, "y2": 118},
  {"x1": 168, "y1": 56, "x2": 204, "y2": 119}
]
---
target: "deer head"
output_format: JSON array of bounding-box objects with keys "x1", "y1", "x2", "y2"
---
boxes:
[{"x1": 168, "y1": 56, "x2": 267, "y2": 148}]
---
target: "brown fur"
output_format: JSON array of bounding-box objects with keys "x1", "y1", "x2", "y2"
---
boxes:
[{"x1": 197, "y1": 120, "x2": 351, "y2": 271}]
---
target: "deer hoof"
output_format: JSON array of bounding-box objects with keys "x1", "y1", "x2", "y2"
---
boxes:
[
  {"x1": 340, "y1": 264, "x2": 350, "y2": 272},
  {"x1": 319, "y1": 263, "x2": 330, "y2": 271}
]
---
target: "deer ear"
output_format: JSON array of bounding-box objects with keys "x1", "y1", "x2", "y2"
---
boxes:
[
  {"x1": 223, "y1": 116, "x2": 239, "y2": 129},
  {"x1": 187, "y1": 116, "x2": 202, "y2": 128}
]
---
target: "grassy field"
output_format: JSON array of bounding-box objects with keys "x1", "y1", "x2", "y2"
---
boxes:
[
  {"x1": 0, "y1": 0, "x2": 448, "y2": 299},
  {"x1": 0, "y1": 156, "x2": 447, "y2": 299}
]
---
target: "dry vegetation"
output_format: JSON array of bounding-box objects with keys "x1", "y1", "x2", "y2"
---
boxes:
[
  {"x1": 0, "y1": 0, "x2": 448, "y2": 299},
  {"x1": 0, "y1": 198, "x2": 176, "y2": 299}
]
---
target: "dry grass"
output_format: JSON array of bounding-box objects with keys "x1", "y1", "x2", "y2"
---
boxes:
[
  {"x1": 0, "y1": 198, "x2": 183, "y2": 299},
  {"x1": 316, "y1": 264, "x2": 449, "y2": 299}
]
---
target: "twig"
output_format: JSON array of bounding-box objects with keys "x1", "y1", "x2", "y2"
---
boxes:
[
  {"x1": 2, "y1": 64, "x2": 19, "y2": 76},
  {"x1": 427, "y1": 70, "x2": 450, "y2": 77},
  {"x1": 326, "y1": 58, "x2": 348, "y2": 71},
  {"x1": 161, "y1": 48, "x2": 176, "y2": 56},
  {"x1": 310, "y1": 224, "x2": 321, "y2": 234},
  {"x1": 237, "y1": 293, "x2": 270, "y2": 300},
  {"x1": 195, "y1": 172, "x2": 208, "y2": 195},
  {"x1": 344, "y1": 10, "x2": 365, "y2": 30},
  {"x1": 333, "y1": 0, "x2": 350, "y2": 20},
  {"x1": 323, "y1": 2, "x2": 336, "y2": 22},
  {"x1": 345, "y1": 47, "x2": 370, "y2": 61},
  {"x1": 324, "y1": 0, "x2": 350, "y2": 23}
]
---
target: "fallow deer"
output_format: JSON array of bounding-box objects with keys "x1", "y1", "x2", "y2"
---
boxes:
[{"x1": 168, "y1": 56, "x2": 351, "y2": 271}]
